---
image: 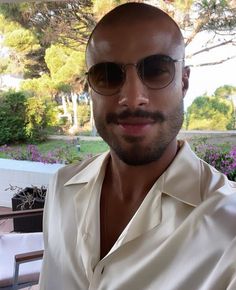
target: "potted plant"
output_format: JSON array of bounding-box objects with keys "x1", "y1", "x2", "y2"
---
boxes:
[{"x1": 7, "y1": 185, "x2": 47, "y2": 232}]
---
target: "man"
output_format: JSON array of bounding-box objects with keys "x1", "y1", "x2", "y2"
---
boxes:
[{"x1": 39, "y1": 3, "x2": 236, "y2": 290}]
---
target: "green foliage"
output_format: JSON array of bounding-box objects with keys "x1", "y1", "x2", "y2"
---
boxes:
[
  {"x1": 21, "y1": 74, "x2": 55, "y2": 97},
  {"x1": 25, "y1": 97, "x2": 59, "y2": 143},
  {"x1": 78, "y1": 104, "x2": 90, "y2": 126},
  {"x1": 0, "y1": 91, "x2": 27, "y2": 145},
  {"x1": 0, "y1": 57, "x2": 9, "y2": 74},
  {"x1": 194, "y1": 142, "x2": 236, "y2": 182},
  {"x1": 55, "y1": 83, "x2": 72, "y2": 94},
  {"x1": 214, "y1": 85, "x2": 236, "y2": 99},
  {"x1": 186, "y1": 94, "x2": 233, "y2": 130},
  {"x1": 0, "y1": 139, "x2": 109, "y2": 163},
  {"x1": 0, "y1": 90, "x2": 59, "y2": 145},
  {"x1": 44, "y1": 44, "x2": 86, "y2": 84},
  {"x1": 0, "y1": 12, "x2": 41, "y2": 76},
  {"x1": 4, "y1": 28, "x2": 40, "y2": 53},
  {"x1": 196, "y1": 0, "x2": 236, "y2": 31},
  {"x1": 92, "y1": 0, "x2": 119, "y2": 19},
  {"x1": 0, "y1": 13, "x2": 21, "y2": 34}
]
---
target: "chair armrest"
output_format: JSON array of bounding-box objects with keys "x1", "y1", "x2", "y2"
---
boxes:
[
  {"x1": 13, "y1": 249, "x2": 44, "y2": 288},
  {"x1": 15, "y1": 250, "x2": 44, "y2": 263},
  {"x1": 0, "y1": 208, "x2": 43, "y2": 220}
]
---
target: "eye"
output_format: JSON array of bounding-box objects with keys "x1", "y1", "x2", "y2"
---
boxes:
[
  {"x1": 137, "y1": 55, "x2": 175, "y2": 89},
  {"x1": 146, "y1": 66, "x2": 169, "y2": 76}
]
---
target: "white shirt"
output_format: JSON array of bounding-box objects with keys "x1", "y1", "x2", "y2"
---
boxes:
[{"x1": 39, "y1": 141, "x2": 236, "y2": 290}]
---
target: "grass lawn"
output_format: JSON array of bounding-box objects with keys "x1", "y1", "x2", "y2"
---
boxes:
[
  {"x1": 0, "y1": 136, "x2": 234, "y2": 180},
  {"x1": 0, "y1": 136, "x2": 234, "y2": 163},
  {"x1": 0, "y1": 139, "x2": 109, "y2": 163}
]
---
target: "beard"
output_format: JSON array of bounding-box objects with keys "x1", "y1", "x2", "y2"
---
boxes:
[{"x1": 94, "y1": 101, "x2": 184, "y2": 166}]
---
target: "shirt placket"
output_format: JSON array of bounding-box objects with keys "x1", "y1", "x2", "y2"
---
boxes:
[{"x1": 89, "y1": 185, "x2": 163, "y2": 289}]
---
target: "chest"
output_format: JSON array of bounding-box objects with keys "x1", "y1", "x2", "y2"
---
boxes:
[{"x1": 99, "y1": 188, "x2": 143, "y2": 259}]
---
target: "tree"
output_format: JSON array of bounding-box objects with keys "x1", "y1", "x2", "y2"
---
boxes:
[
  {"x1": 0, "y1": 1, "x2": 94, "y2": 77},
  {"x1": 1, "y1": 0, "x2": 235, "y2": 72},
  {"x1": 213, "y1": 85, "x2": 236, "y2": 129},
  {"x1": 44, "y1": 44, "x2": 87, "y2": 132},
  {"x1": 157, "y1": 0, "x2": 236, "y2": 67},
  {"x1": 186, "y1": 93, "x2": 233, "y2": 130},
  {"x1": 214, "y1": 85, "x2": 236, "y2": 99}
]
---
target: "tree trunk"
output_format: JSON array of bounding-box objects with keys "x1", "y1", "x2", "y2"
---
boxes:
[
  {"x1": 61, "y1": 94, "x2": 68, "y2": 115},
  {"x1": 71, "y1": 92, "x2": 78, "y2": 130},
  {"x1": 90, "y1": 100, "x2": 97, "y2": 136}
]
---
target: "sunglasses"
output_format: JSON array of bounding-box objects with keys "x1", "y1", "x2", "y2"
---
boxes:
[{"x1": 86, "y1": 54, "x2": 184, "y2": 96}]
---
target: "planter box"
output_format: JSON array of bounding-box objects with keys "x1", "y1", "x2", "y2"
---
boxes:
[
  {"x1": 11, "y1": 187, "x2": 46, "y2": 233},
  {"x1": 0, "y1": 158, "x2": 64, "y2": 207}
]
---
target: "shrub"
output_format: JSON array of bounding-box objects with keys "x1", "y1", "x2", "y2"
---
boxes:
[
  {"x1": 0, "y1": 142, "x2": 80, "y2": 164},
  {"x1": 0, "y1": 91, "x2": 27, "y2": 145},
  {"x1": 0, "y1": 90, "x2": 59, "y2": 144},
  {"x1": 194, "y1": 144, "x2": 236, "y2": 182},
  {"x1": 25, "y1": 97, "x2": 59, "y2": 143},
  {"x1": 77, "y1": 104, "x2": 90, "y2": 126}
]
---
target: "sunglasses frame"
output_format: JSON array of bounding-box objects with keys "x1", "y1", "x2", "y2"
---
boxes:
[{"x1": 86, "y1": 54, "x2": 184, "y2": 96}]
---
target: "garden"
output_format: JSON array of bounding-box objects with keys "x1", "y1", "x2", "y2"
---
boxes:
[
  {"x1": 192, "y1": 139, "x2": 236, "y2": 182},
  {"x1": 0, "y1": 137, "x2": 235, "y2": 182}
]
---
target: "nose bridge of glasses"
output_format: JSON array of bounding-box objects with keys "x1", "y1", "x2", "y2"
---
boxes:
[
  {"x1": 119, "y1": 62, "x2": 149, "y2": 108},
  {"x1": 122, "y1": 62, "x2": 143, "y2": 84},
  {"x1": 122, "y1": 62, "x2": 138, "y2": 73}
]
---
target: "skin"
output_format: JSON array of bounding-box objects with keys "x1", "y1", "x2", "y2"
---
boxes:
[{"x1": 86, "y1": 9, "x2": 190, "y2": 258}]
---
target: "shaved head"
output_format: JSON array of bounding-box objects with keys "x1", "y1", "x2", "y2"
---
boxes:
[{"x1": 86, "y1": 2, "x2": 185, "y2": 64}]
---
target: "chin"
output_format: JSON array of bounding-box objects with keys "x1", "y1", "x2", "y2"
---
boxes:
[{"x1": 111, "y1": 141, "x2": 168, "y2": 166}]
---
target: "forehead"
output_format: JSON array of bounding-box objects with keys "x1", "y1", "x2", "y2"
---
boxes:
[{"x1": 86, "y1": 19, "x2": 183, "y2": 68}]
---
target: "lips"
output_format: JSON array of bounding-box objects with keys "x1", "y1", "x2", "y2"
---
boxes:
[
  {"x1": 106, "y1": 109, "x2": 165, "y2": 137},
  {"x1": 117, "y1": 118, "x2": 154, "y2": 136}
]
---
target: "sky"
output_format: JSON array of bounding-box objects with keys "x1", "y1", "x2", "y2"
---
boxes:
[{"x1": 184, "y1": 31, "x2": 236, "y2": 109}]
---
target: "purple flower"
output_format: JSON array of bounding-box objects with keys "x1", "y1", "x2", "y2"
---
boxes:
[{"x1": 194, "y1": 144, "x2": 236, "y2": 181}]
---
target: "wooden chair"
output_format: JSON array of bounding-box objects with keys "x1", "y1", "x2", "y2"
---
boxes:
[{"x1": 0, "y1": 209, "x2": 44, "y2": 289}]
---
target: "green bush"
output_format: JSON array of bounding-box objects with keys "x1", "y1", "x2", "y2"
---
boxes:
[
  {"x1": 25, "y1": 97, "x2": 58, "y2": 142},
  {"x1": 0, "y1": 91, "x2": 27, "y2": 145},
  {"x1": 78, "y1": 104, "x2": 90, "y2": 126},
  {"x1": 0, "y1": 90, "x2": 59, "y2": 145}
]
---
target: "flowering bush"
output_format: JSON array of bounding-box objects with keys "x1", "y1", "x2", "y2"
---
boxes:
[
  {"x1": 194, "y1": 144, "x2": 236, "y2": 182},
  {"x1": 0, "y1": 142, "x2": 80, "y2": 164}
]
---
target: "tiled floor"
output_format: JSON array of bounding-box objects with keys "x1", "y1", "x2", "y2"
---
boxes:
[{"x1": 0, "y1": 207, "x2": 40, "y2": 290}]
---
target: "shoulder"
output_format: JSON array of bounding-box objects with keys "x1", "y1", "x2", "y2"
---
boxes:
[{"x1": 54, "y1": 154, "x2": 101, "y2": 185}]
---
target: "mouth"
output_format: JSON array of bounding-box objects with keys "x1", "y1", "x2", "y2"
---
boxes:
[
  {"x1": 117, "y1": 118, "x2": 155, "y2": 136},
  {"x1": 106, "y1": 109, "x2": 165, "y2": 137}
]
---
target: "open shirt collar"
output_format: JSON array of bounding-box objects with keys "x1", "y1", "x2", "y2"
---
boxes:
[{"x1": 64, "y1": 141, "x2": 202, "y2": 207}]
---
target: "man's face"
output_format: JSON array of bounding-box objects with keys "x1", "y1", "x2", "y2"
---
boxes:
[{"x1": 87, "y1": 19, "x2": 189, "y2": 166}]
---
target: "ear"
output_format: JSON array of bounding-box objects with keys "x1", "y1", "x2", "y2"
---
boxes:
[{"x1": 182, "y1": 66, "x2": 190, "y2": 98}]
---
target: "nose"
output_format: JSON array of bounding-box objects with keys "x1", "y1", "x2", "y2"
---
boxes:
[{"x1": 118, "y1": 65, "x2": 149, "y2": 109}]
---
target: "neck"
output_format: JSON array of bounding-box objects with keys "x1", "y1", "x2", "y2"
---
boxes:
[{"x1": 107, "y1": 139, "x2": 179, "y2": 202}]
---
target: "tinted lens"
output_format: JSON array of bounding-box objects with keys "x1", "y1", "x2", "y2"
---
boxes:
[
  {"x1": 138, "y1": 55, "x2": 175, "y2": 89},
  {"x1": 88, "y1": 62, "x2": 124, "y2": 95}
]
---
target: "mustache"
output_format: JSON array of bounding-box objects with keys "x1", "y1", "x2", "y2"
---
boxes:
[{"x1": 106, "y1": 109, "x2": 165, "y2": 124}]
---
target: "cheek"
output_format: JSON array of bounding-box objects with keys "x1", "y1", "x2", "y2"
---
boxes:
[
  {"x1": 91, "y1": 92, "x2": 103, "y2": 110},
  {"x1": 149, "y1": 83, "x2": 182, "y2": 110},
  {"x1": 91, "y1": 92, "x2": 115, "y2": 116}
]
